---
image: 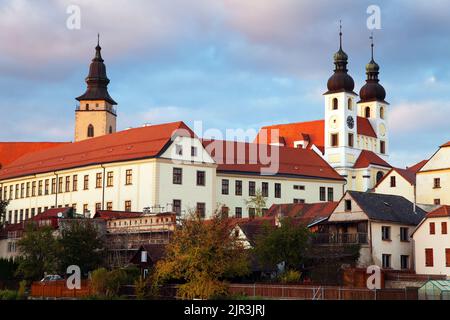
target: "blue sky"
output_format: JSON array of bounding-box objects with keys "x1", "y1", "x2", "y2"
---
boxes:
[{"x1": 0, "y1": 0, "x2": 449, "y2": 167}]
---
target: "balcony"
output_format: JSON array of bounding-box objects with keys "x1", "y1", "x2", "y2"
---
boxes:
[
  {"x1": 75, "y1": 105, "x2": 117, "y2": 115},
  {"x1": 313, "y1": 232, "x2": 368, "y2": 245}
]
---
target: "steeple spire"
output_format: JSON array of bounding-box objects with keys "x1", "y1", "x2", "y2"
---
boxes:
[
  {"x1": 370, "y1": 32, "x2": 374, "y2": 61},
  {"x1": 339, "y1": 20, "x2": 343, "y2": 50}
]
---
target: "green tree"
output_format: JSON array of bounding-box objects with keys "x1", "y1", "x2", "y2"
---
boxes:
[
  {"x1": 58, "y1": 220, "x2": 104, "y2": 275},
  {"x1": 245, "y1": 189, "x2": 267, "y2": 217},
  {"x1": 155, "y1": 210, "x2": 250, "y2": 299},
  {"x1": 0, "y1": 200, "x2": 9, "y2": 227},
  {"x1": 254, "y1": 217, "x2": 311, "y2": 271},
  {"x1": 16, "y1": 224, "x2": 59, "y2": 280}
]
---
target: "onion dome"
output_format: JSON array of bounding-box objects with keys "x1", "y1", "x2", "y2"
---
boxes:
[
  {"x1": 326, "y1": 24, "x2": 355, "y2": 94},
  {"x1": 76, "y1": 34, "x2": 117, "y2": 105},
  {"x1": 359, "y1": 35, "x2": 387, "y2": 103}
]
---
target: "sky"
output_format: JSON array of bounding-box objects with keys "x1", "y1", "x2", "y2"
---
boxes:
[{"x1": 0, "y1": 0, "x2": 449, "y2": 167}]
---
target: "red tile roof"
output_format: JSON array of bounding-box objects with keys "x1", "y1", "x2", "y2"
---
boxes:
[
  {"x1": 266, "y1": 202, "x2": 339, "y2": 226},
  {"x1": 203, "y1": 140, "x2": 345, "y2": 181},
  {"x1": 31, "y1": 207, "x2": 72, "y2": 221},
  {"x1": 427, "y1": 205, "x2": 450, "y2": 218},
  {"x1": 407, "y1": 160, "x2": 428, "y2": 173},
  {"x1": 254, "y1": 117, "x2": 377, "y2": 151},
  {"x1": 356, "y1": 117, "x2": 377, "y2": 138},
  {"x1": 93, "y1": 210, "x2": 144, "y2": 220},
  {"x1": 353, "y1": 150, "x2": 391, "y2": 169},
  {"x1": 440, "y1": 141, "x2": 450, "y2": 148},
  {"x1": 0, "y1": 121, "x2": 194, "y2": 180},
  {"x1": 0, "y1": 142, "x2": 68, "y2": 169}
]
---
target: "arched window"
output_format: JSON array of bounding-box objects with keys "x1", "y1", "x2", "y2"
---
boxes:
[
  {"x1": 380, "y1": 107, "x2": 385, "y2": 119},
  {"x1": 332, "y1": 98, "x2": 338, "y2": 110},
  {"x1": 376, "y1": 171, "x2": 384, "y2": 183},
  {"x1": 348, "y1": 98, "x2": 353, "y2": 110},
  {"x1": 87, "y1": 124, "x2": 94, "y2": 138},
  {"x1": 109, "y1": 126, "x2": 113, "y2": 134},
  {"x1": 85, "y1": 103, "x2": 89, "y2": 111},
  {"x1": 365, "y1": 106, "x2": 371, "y2": 118}
]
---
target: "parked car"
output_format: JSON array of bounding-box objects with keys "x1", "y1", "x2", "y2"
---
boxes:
[{"x1": 40, "y1": 275, "x2": 63, "y2": 282}]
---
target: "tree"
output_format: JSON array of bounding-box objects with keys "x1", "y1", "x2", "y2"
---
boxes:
[
  {"x1": 58, "y1": 220, "x2": 105, "y2": 275},
  {"x1": 245, "y1": 189, "x2": 267, "y2": 217},
  {"x1": 0, "y1": 200, "x2": 9, "y2": 227},
  {"x1": 254, "y1": 217, "x2": 311, "y2": 271},
  {"x1": 154, "y1": 211, "x2": 250, "y2": 299},
  {"x1": 16, "y1": 224, "x2": 59, "y2": 280}
]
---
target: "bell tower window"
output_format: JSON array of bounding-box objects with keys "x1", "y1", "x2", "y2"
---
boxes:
[
  {"x1": 380, "y1": 141, "x2": 386, "y2": 154},
  {"x1": 331, "y1": 133, "x2": 339, "y2": 147},
  {"x1": 87, "y1": 125, "x2": 94, "y2": 138},
  {"x1": 348, "y1": 98, "x2": 353, "y2": 110},
  {"x1": 380, "y1": 107, "x2": 385, "y2": 119},
  {"x1": 86, "y1": 103, "x2": 89, "y2": 111},
  {"x1": 365, "y1": 107, "x2": 371, "y2": 118},
  {"x1": 109, "y1": 126, "x2": 113, "y2": 134},
  {"x1": 332, "y1": 98, "x2": 338, "y2": 110}
]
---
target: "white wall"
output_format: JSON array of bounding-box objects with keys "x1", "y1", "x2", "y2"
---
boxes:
[{"x1": 374, "y1": 170, "x2": 415, "y2": 203}]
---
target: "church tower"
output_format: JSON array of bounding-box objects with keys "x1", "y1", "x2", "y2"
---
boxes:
[
  {"x1": 357, "y1": 34, "x2": 389, "y2": 161},
  {"x1": 324, "y1": 24, "x2": 359, "y2": 174},
  {"x1": 75, "y1": 35, "x2": 117, "y2": 142}
]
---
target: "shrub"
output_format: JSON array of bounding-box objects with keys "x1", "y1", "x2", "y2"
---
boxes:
[
  {"x1": 134, "y1": 277, "x2": 150, "y2": 300},
  {"x1": 278, "y1": 270, "x2": 302, "y2": 284},
  {"x1": 91, "y1": 268, "x2": 129, "y2": 298},
  {"x1": 90, "y1": 268, "x2": 109, "y2": 296},
  {"x1": 0, "y1": 290, "x2": 18, "y2": 300},
  {"x1": 17, "y1": 280, "x2": 27, "y2": 299}
]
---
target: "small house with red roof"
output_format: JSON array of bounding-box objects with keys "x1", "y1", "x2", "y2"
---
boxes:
[{"x1": 412, "y1": 205, "x2": 450, "y2": 278}]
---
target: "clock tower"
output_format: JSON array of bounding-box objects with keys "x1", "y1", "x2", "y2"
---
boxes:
[{"x1": 324, "y1": 25, "x2": 359, "y2": 175}]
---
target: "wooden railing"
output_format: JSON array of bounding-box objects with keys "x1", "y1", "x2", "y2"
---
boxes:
[{"x1": 313, "y1": 233, "x2": 368, "y2": 245}]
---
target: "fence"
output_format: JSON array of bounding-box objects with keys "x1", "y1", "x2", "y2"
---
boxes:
[
  {"x1": 227, "y1": 284, "x2": 418, "y2": 300},
  {"x1": 30, "y1": 280, "x2": 92, "y2": 299}
]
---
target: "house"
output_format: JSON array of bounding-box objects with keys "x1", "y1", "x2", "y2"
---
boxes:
[
  {"x1": 412, "y1": 205, "x2": 450, "y2": 278},
  {"x1": 374, "y1": 160, "x2": 428, "y2": 203},
  {"x1": 316, "y1": 191, "x2": 426, "y2": 271},
  {"x1": 416, "y1": 142, "x2": 450, "y2": 206},
  {"x1": 130, "y1": 244, "x2": 167, "y2": 270}
]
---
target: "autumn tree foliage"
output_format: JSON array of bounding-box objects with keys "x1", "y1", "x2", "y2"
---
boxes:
[{"x1": 154, "y1": 210, "x2": 250, "y2": 299}]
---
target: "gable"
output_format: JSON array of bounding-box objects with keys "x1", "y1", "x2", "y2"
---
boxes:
[
  {"x1": 419, "y1": 145, "x2": 450, "y2": 172},
  {"x1": 328, "y1": 193, "x2": 369, "y2": 222}
]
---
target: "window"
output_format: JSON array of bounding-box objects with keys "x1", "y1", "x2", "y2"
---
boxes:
[
  {"x1": 429, "y1": 222, "x2": 435, "y2": 235},
  {"x1": 390, "y1": 176, "x2": 396, "y2": 188},
  {"x1": 9, "y1": 185, "x2": 13, "y2": 199},
  {"x1": 173, "y1": 168, "x2": 182, "y2": 185},
  {"x1": 401, "y1": 255, "x2": 409, "y2": 270},
  {"x1": 380, "y1": 107, "x2": 385, "y2": 119},
  {"x1": 83, "y1": 175, "x2": 89, "y2": 190},
  {"x1": 106, "y1": 202, "x2": 113, "y2": 210},
  {"x1": 275, "y1": 183, "x2": 281, "y2": 198},
  {"x1": 65, "y1": 176, "x2": 71, "y2": 192},
  {"x1": 173, "y1": 200, "x2": 181, "y2": 215},
  {"x1": 19, "y1": 210, "x2": 23, "y2": 222},
  {"x1": 348, "y1": 98, "x2": 352, "y2": 110},
  {"x1": 331, "y1": 134, "x2": 339, "y2": 147},
  {"x1": 332, "y1": 98, "x2": 338, "y2": 110},
  {"x1": 434, "y1": 199, "x2": 441, "y2": 205},
  {"x1": 191, "y1": 146, "x2": 197, "y2": 157},
  {"x1": 382, "y1": 226, "x2": 391, "y2": 241},
  {"x1": 248, "y1": 208, "x2": 256, "y2": 219},
  {"x1": 376, "y1": 171, "x2": 384, "y2": 183},
  {"x1": 197, "y1": 171, "x2": 205, "y2": 186},
  {"x1": 95, "y1": 203, "x2": 102, "y2": 212},
  {"x1": 107, "y1": 171, "x2": 114, "y2": 187},
  {"x1": 380, "y1": 141, "x2": 386, "y2": 154},
  {"x1": 425, "y1": 248, "x2": 434, "y2": 267},
  {"x1": 319, "y1": 187, "x2": 326, "y2": 201},
  {"x1": 293, "y1": 199, "x2": 305, "y2": 204},
  {"x1": 365, "y1": 106, "x2": 371, "y2": 118},
  {"x1": 293, "y1": 185, "x2": 305, "y2": 190},
  {"x1": 235, "y1": 180, "x2": 242, "y2": 196},
  {"x1": 433, "y1": 178, "x2": 441, "y2": 189},
  {"x1": 327, "y1": 188, "x2": 334, "y2": 201},
  {"x1": 442, "y1": 222, "x2": 448, "y2": 235},
  {"x1": 87, "y1": 124, "x2": 94, "y2": 137},
  {"x1": 348, "y1": 133, "x2": 354, "y2": 148},
  {"x1": 222, "y1": 179, "x2": 229, "y2": 195},
  {"x1": 83, "y1": 204, "x2": 89, "y2": 215},
  {"x1": 196, "y1": 203, "x2": 206, "y2": 218},
  {"x1": 96, "y1": 173, "x2": 102, "y2": 188},
  {"x1": 125, "y1": 169, "x2": 133, "y2": 185},
  {"x1": 58, "y1": 177, "x2": 63, "y2": 193},
  {"x1": 382, "y1": 254, "x2": 391, "y2": 269},
  {"x1": 73, "y1": 175, "x2": 78, "y2": 191},
  {"x1": 25, "y1": 209, "x2": 29, "y2": 220},
  {"x1": 51, "y1": 178, "x2": 56, "y2": 194},
  {"x1": 249, "y1": 181, "x2": 256, "y2": 196},
  {"x1": 124, "y1": 201, "x2": 132, "y2": 212},
  {"x1": 446, "y1": 249, "x2": 450, "y2": 267},
  {"x1": 345, "y1": 200, "x2": 352, "y2": 211},
  {"x1": 262, "y1": 182, "x2": 269, "y2": 197},
  {"x1": 38, "y1": 181, "x2": 43, "y2": 196},
  {"x1": 235, "y1": 207, "x2": 242, "y2": 219},
  {"x1": 31, "y1": 208, "x2": 35, "y2": 217},
  {"x1": 175, "y1": 144, "x2": 183, "y2": 156},
  {"x1": 20, "y1": 183, "x2": 25, "y2": 198},
  {"x1": 26, "y1": 182, "x2": 30, "y2": 198},
  {"x1": 400, "y1": 227, "x2": 409, "y2": 242}
]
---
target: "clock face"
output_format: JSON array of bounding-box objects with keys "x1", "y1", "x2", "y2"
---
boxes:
[{"x1": 347, "y1": 116, "x2": 354, "y2": 129}]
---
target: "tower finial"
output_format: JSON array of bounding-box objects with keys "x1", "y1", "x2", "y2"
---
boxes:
[
  {"x1": 97, "y1": 33, "x2": 100, "y2": 47},
  {"x1": 339, "y1": 20, "x2": 343, "y2": 49},
  {"x1": 370, "y1": 32, "x2": 374, "y2": 60}
]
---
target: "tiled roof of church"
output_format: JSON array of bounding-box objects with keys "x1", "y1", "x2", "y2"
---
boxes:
[
  {"x1": 407, "y1": 160, "x2": 428, "y2": 173},
  {"x1": 0, "y1": 121, "x2": 194, "y2": 180},
  {"x1": 202, "y1": 140, "x2": 345, "y2": 181},
  {"x1": 0, "y1": 142, "x2": 69, "y2": 169},
  {"x1": 254, "y1": 117, "x2": 377, "y2": 151},
  {"x1": 353, "y1": 150, "x2": 391, "y2": 169}
]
